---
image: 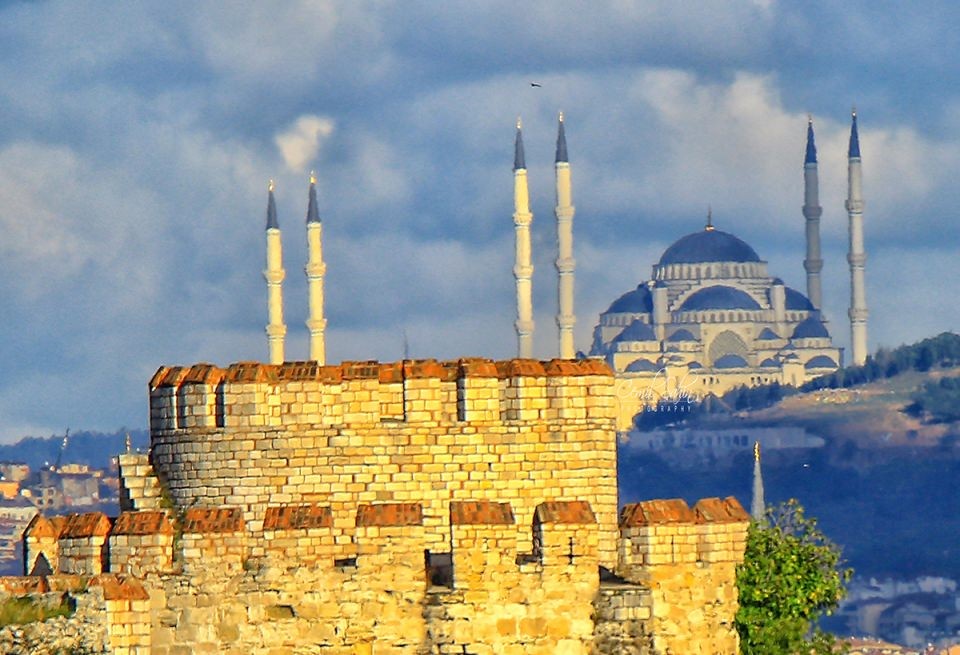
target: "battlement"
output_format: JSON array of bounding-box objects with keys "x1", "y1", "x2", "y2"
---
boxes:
[{"x1": 149, "y1": 357, "x2": 614, "y2": 431}]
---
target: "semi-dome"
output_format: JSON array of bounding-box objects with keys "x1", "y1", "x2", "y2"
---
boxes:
[
  {"x1": 679, "y1": 285, "x2": 762, "y2": 311},
  {"x1": 658, "y1": 228, "x2": 761, "y2": 266},
  {"x1": 757, "y1": 327, "x2": 780, "y2": 340},
  {"x1": 792, "y1": 316, "x2": 830, "y2": 339},
  {"x1": 624, "y1": 358, "x2": 659, "y2": 373},
  {"x1": 785, "y1": 287, "x2": 815, "y2": 311},
  {"x1": 666, "y1": 328, "x2": 696, "y2": 342},
  {"x1": 805, "y1": 355, "x2": 838, "y2": 369},
  {"x1": 713, "y1": 354, "x2": 750, "y2": 369},
  {"x1": 613, "y1": 319, "x2": 657, "y2": 342},
  {"x1": 605, "y1": 284, "x2": 652, "y2": 314}
]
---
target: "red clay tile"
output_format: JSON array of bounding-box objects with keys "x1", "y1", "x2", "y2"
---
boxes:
[
  {"x1": 694, "y1": 497, "x2": 750, "y2": 523},
  {"x1": 619, "y1": 499, "x2": 695, "y2": 527},
  {"x1": 341, "y1": 360, "x2": 381, "y2": 380},
  {"x1": 356, "y1": 503, "x2": 423, "y2": 527},
  {"x1": 450, "y1": 501, "x2": 515, "y2": 525},
  {"x1": 112, "y1": 511, "x2": 174, "y2": 536},
  {"x1": 458, "y1": 358, "x2": 499, "y2": 378},
  {"x1": 61, "y1": 512, "x2": 113, "y2": 538},
  {"x1": 534, "y1": 501, "x2": 597, "y2": 525},
  {"x1": 264, "y1": 504, "x2": 333, "y2": 530},
  {"x1": 181, "y1": 363, "x2": 224, "y2": 385},
  {"x1": 182, "y1": 507, "x2": 243, "y2": 534}
]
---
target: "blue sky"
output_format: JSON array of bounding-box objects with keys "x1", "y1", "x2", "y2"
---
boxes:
[{"x1": 0, "y1": 1, "x2": 958, "y2": 441}]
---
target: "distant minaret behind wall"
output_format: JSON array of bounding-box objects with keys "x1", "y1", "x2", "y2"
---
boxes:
[
  {"x1": 555, "y1": 112, "x2": 577, "y2": 359},
  {"x1": 305, "y1": 172, "x2": 327, "y2": 364},
  {"x1": 264, "y1": 181, "x2": 287, "y2": 364},
  {"x1": 803, "y1": 117, "x2": 824, "y2": 310},
  {"x1": 846, "y1": 111, "x2": 869, "y2": 365},
  {"x1": 513, "y1": 118, "x2": 535, "y2": 358},
  {"x1": 751, "y1": 441, "x2": 765, "y2": 521}
]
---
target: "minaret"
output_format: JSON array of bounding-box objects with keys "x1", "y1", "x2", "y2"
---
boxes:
[
  {"x1": 305, "y1": 172, "x2": 327, "y2": 364},
  {"x1": 554, "y1": 112, "x2": 577, "y2": 359},
  {"x1": 846, "y1": 110, "x2": 869, "y2": 365},
  {"x1": 803, "y1": 116, "x2": 824, "y2": 310},
  {"x1": 264, "y1": 180, "x2": 286, "y2": 364},
  {"x1": 751, "y1": 441, "x2": 765, "y2": 521},
  {"x1": 513, "y1": 118, "x2": 535, "y2": 358}
]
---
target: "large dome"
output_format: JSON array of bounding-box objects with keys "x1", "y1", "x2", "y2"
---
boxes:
[{"x1": 658, "y1": 228, "x2": 761, "y2": 265}]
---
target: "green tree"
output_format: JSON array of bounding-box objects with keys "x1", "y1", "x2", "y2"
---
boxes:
[{"x1": 736, "y1": 499, "x2": 852, "y2": 655}]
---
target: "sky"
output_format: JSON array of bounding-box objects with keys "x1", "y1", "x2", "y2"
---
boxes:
[{"x1": 0, "y1": 1, "x2": 959, "y2": 442}]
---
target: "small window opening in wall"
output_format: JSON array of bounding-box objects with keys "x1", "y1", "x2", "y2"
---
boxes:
[
  {"x1": 426, "y1": 550, "x2": 452, "y2": 588},
  {"x1": 568, "y1": 536, "x2": 576, "y2": 565},
  {"x1": 334, "y1": 556, "x2": 357, "y2": 569}
]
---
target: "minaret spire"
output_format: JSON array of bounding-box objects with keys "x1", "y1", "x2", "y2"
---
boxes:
[
  {"x1": 803, "y1": 116, "x2": 824, "y2": 310},
  {"x1": 305, "y1": 171, "x2": 327, "y2": 364},
  {"x1": 513, "y1": 118, "x2": 535, "y2": 358},
  {"x1": 846, "y1": 110, "x2": 869, "y2": 365},
  {"x1": 751, "y1": 441, "x2": 765, "y2": 521},
  {"x1": 264, "y1": 180, "x2": 287, "y2": 364},
  {"x1": 554, "y1": 111, "x2": 577, "y2": 358}
]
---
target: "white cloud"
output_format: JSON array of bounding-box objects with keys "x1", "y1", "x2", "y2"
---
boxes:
[{"x1": 275, "y1": 115, "x2": 336, "y2": 173}]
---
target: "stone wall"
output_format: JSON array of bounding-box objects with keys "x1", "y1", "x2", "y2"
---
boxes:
[
  {"x1": 148, "y1": 358, "x2": 620, "y2": 567},
  {"x1": 0, "y1": 574, "x2": 149, "y2": 655}
]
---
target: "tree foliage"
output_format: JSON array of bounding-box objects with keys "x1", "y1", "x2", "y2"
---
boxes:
[
  {"x1": 736, "y1": 499, "x2": 852, "y2": 655},
  {"x1": 906, "y1": 376, "x2": 960, "y2": 423}
]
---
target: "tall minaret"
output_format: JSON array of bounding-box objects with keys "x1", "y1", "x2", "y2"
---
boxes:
[
  {"x1": 305, "y1": 172, "x2": 327, "y2": 364},
  {"x1": 264, "y1": 180, "x2": 286, "y2": 364},
  {"x1": 554, "y1": 112, "x2": 577, "y2": 359},
  {"x1": 751, "y1": 441, "x2": 765, "y2": 521},
  {"x1": 846, "y1": 110, "x2": 869, "y2": 365},
  {"x1": 513, "y1": 118, "x2": 535, "y2": 358},
  {"x1": 803, "y1": 116, "x2": 824, "y2": 310}
]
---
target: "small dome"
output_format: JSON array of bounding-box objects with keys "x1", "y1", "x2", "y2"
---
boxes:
[
  {"x1": 625, "y1": 358, "x2": 659, "y2": 373},
  {"x1": 679, "y1": 286, "x2": 761, "y2": 311},
  {"x1": 613, "y1": 319, "x2": 657, "y2": 342},
  {"x1": 667, "y1": 328, "x2": 697, "y2": 342},
  {"x1": 605, "y1": 285, "x2": 652, "y2": 314},
  {"x1": 757, "y1": 327, "x2": 780, "y2": 340},
  {"x1": 792, "y1": 316, "x2": 830, "y2": 339},
  {"x1": 771, "y1": 277, "x2": 784, "y2": 285},
  {"x1": 658, "y1": 229, "x2": 761, "y2": 266},
  {"x1": 805, "y1": 355, "x2": 838, "y2": 369},
  {"x1": 785, "y1": 287, "x2": 815, "y2": 311},
  {"x1": 714, "y1": 353, "x2": 750, "y2": 369},
  {"x1": 759, "y1": 357, "x2": 781, "y2": 368},
  {"x1": 687, "y1": 360, "x2": 703, "y2": 369}
]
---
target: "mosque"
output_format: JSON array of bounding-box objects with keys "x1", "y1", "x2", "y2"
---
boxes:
[
  {"x1": 511, "y1": 112, "x2": 868, "y2": 429},
  {"x1": 258, "y1": 111, "x2": 869, "y2": 432}
]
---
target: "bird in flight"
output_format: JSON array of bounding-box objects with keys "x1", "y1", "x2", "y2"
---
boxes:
[{"x1": 530, "y1": 82, "x2": 542, "y2": 88}]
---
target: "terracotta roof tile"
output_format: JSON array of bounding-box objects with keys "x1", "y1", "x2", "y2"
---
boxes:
[
  {"x1": 181, "y1": 363, "x2": 224, "y2": 385},
  {"x1": 264, "y1": 504, "x2": 333, "y2": 530},
  {"x1": 694, "y1": 496, "x2": 750, "y2": 523},
  {"x1": 495, "y1": 359, "x2": 547, "y2": 379},
  {"x1": 378, "y1": 362, "x2": 403, "y2": 383},
  {"x1": 341, "y1": 360, "x2": 380, "y2": 380},
  {"x1": 458, "y1": 358, "x2": 499, "y2": 378},
  {"x1": 450, "y1": 500, "x2": 515, "y2": 525},
  {"x1": 24, "y1": 514, "x2": 60, "y2": 539},
  {"x1": 112, "y1": 511, "x2": 174, "y2": 536},
  {"x1": 402, "y1": 359, "x2": 445, "y2": 380},
  {"x1": 0, "y1": 576, "x2": 49, "y2": 594},
  {"x1": 151, "y1": 366, "x2": 189, "y2": 389},
  {"x1": 356, "y1": 503, "x2": 423, "y2": 527},
  {"x1": 619, "y1": 499, "x2": 695, "y2": 527},
  {"x1": 534, "y1": 501, "x2": 596, "y2": 525},
  {"x1": 182, "y1": 507, "x2": 243, "y2": 534},
  {"x1": 87, "y1": 574, "x2": 149, "y2": 601},
  {"x1": 61, "y1": 512, "x2": 113, "y2": 538},
  {"x1": 224, "y1": 362, "x2": 278, "y2": 383}
]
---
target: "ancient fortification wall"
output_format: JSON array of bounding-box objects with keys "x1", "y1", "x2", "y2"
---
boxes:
[
  {"x1": 147, "y1": 358, "x2": 620, "y2": 567},
  {"x1": 7, "y1": 357, "x2": 751, "y2": 654}
]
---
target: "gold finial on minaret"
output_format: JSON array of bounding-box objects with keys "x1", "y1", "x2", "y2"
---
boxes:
[
  {"x1": 558, "y1": 110, "x2": 564, "y2": 123},
  {"x1": 705, "y1": 205, "x2": 715, "y2": 231},
  {"x1": 754, "y1": 441, "x2": 761, "y2": 462},
  {"x1": 851, "y1": 105, "x2": 857, "y2": 118},
  {"x1": 807, "y1": 113, "x2": 813, "y2": 125},
  {"x1": 309, "y1": 170, "x2": 317, "y2": 185},
  {"x1": 516, "y1": 116, "x2": 522, "y2": 130},
  {"x1": 268, "y1": 179, "x2": 274, "y2": 193},
  {"x1": 125, "y1": 432, "x2": 132, "y2": 453}
]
